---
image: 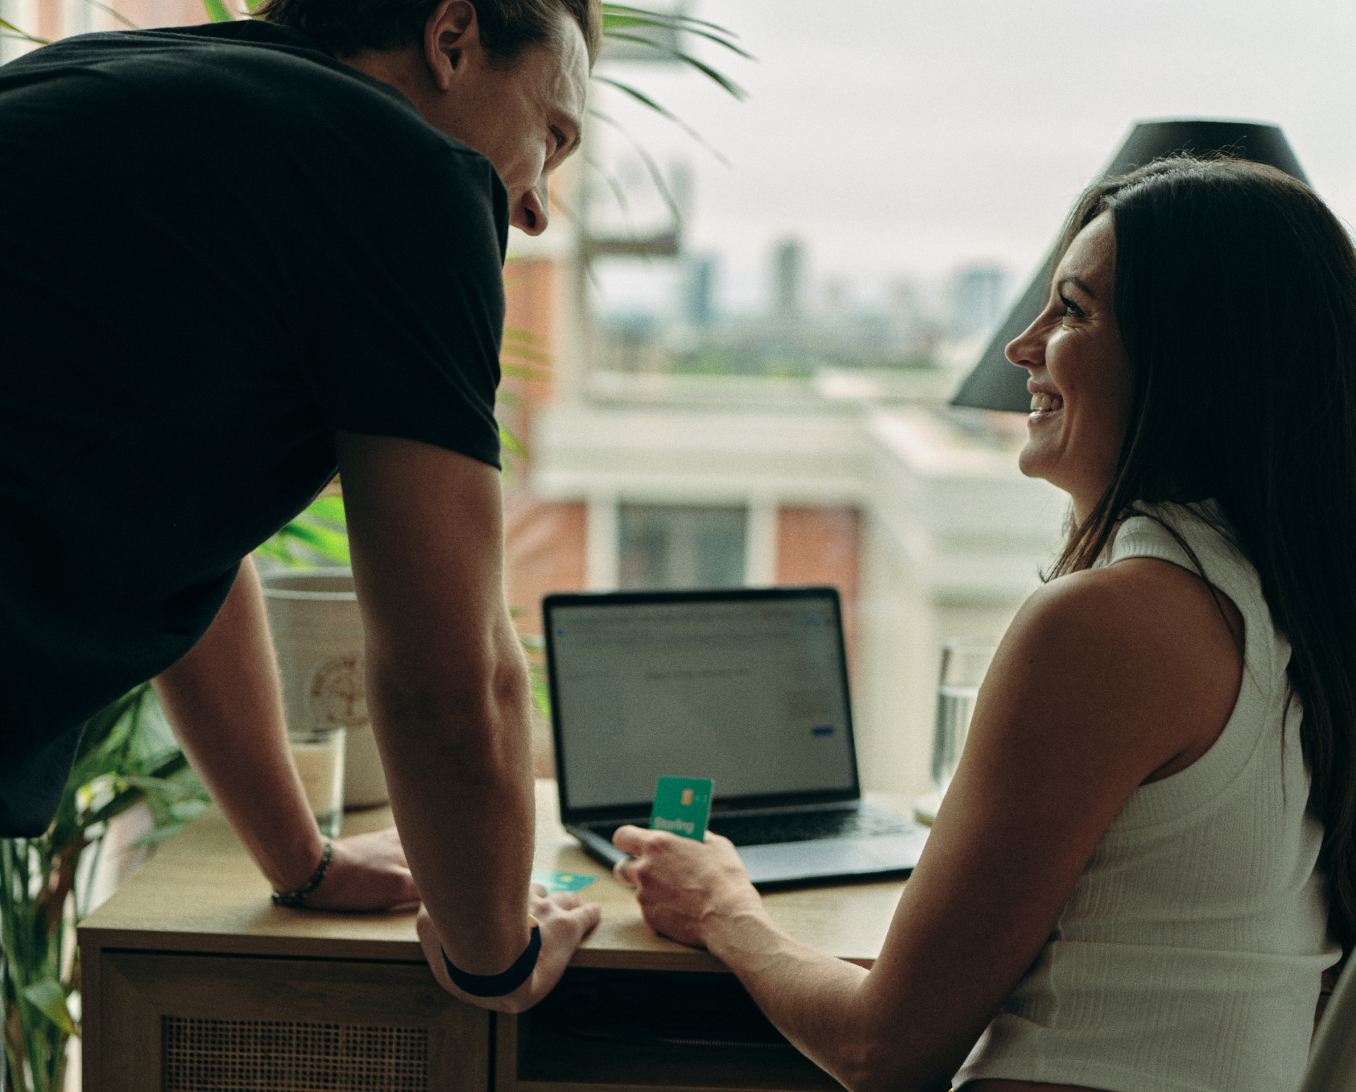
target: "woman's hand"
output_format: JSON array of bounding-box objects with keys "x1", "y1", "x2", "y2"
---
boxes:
[
  {"x1": 300, "y1": 827, "x2": 420, "y2": 911},
  {"x1": 611, "y1": 825, "x2": 766, "y2": 948},
  {"x1": 416, "y1": 884, "x2": 602, "y2": 1013}
]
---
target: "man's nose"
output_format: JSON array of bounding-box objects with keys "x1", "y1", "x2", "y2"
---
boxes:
[{"x1": 513, "y1": 180, "x2": 550, "y2": 236}]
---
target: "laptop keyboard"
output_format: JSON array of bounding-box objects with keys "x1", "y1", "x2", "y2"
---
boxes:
[
  {"x1": 587, "y1": 806, "x2": 912, "y2": 848},
  {"x1": 708, "y1": 807, "x2": 910, "y2": 847}
]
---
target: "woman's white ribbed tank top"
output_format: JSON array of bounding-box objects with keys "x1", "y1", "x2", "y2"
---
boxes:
[{"x1": 955, "y1": 501, "x2": 1339, "y2": 1092}]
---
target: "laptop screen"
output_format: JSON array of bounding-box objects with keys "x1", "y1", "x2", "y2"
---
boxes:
[{"x1": 545, "y1": 588, "x2": 860, "y2": 815}]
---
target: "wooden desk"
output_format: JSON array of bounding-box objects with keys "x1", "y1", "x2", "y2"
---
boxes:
[{"x1": 80, "y1": 782, "x2": 908, "y2": 1091}]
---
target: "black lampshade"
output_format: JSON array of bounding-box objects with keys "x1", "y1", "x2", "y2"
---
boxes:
[{"x1": 950, "y1": 119, "x2": 1307, "y2": 412}]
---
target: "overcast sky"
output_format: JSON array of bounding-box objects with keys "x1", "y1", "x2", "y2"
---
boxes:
[{"x1": 583, "y1": 0, "x2": 1356, "y2": 314}]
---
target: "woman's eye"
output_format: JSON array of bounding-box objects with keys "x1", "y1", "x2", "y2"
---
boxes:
[
  {"x1": 1059, "y1": 295, "x2": 1084, "y2": 320},
  {"x1": 549, "y1": 127, "x2": 566, "y2": 153}
]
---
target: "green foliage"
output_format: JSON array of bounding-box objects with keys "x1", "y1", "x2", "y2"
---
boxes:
[
  {"x1": 1, "y1": 688, "x2": 208, "y2": 1092},
  {"x1": 201, "y1": 0, "x2": 263, "y2": 19},
  {"x1": 594, "y1": 5, "x2": 749, "y2": 218},
  {"x1": 601, "y1": 4, "x2": 751, "y2": 75},
  {"x1": 0, "y1": 18, "x2": 47, "y2": 46},
  {"x1": 518, "y1": 632, "x2": 552, "y2": 717},
  {"x1": 253, "y1": 495, "x2": 350, "y2": 568}
]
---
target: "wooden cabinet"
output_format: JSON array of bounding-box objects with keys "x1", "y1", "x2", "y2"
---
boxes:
[
  {"x1": 498, "y1": 968, "x2": 840, "y2": 1091},
  {"x1": 89, "y1": 952, "x2": 487, "y2": 1091},
  {"x1": 81, "y1": 783, "x2": 903, "y2": 1091}
]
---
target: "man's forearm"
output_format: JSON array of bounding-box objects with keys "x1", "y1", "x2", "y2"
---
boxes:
[
  {"x1": 334, "y1": 435, "x2": 563, "y2": 985},
  {"x1": 153, "y1": 556, "x2": 325, "y2": 891},
  {"x1": 368, "y1": 620, "x2": 536, "y2": 975}
]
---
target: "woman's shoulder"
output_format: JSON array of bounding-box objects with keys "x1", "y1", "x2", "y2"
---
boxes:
[
  {"x1": 1020, "y1": 555, "x2": 1240, "y2": 681},
  {"x1": 1040, "y1": 496, "x2": 1245, "y2": 647},
  {"x1": 1023, "y1": 552, "x2": 1228, "y2": 637},
  {"x1": 1006, "y1": 558, "x2": 1242, "y2": 777}
]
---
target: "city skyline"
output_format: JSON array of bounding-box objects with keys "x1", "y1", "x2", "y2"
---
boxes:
[{"x1": 572, "y1": 0, "x2": 1356, "y2": 315}]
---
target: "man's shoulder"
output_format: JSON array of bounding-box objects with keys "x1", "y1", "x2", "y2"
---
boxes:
[
  {"x1": 0, "y1": 20, "x2": 507, "y2": 253},
  {"x1": 4, "y1": 19, "x2": 494, "y2": 187},
  {"x1": 5, "y1": 20, "x2": 333, "y2": 78},
  {"x1": 5, "y1": 20, "x2": 406, "y2": 127}
]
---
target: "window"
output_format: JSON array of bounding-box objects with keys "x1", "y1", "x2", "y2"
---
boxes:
[{"x1": 617, "y1": 503, "x2": 748, "y2": 590}]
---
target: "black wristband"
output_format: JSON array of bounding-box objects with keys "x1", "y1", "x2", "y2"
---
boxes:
[
  {"x1": 442, "y1": 920, "x2": 541, "y2": 998},
  {"x1": 271, "y1": 841, "x2": 333, "y2": 909}
]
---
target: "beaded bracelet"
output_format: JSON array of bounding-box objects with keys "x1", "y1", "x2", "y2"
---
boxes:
[{"x1": 271, "y1": 840, "x2": 333, "y2": 908}]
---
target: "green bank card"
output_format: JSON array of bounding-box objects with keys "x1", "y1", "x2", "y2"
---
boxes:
[
  {"x1": 650, "y1": 776, "x2": 714, "y2": 841},
  {"x1": 531, "y1": 869, "x2": 597, "y2": 894}
]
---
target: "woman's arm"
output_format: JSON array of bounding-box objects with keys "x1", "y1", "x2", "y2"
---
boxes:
[{"x1": 615, "y1": 557, "x2": 1243, "y2": 1091}]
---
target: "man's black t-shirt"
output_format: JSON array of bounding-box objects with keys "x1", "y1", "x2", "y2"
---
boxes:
[{"x1": 0, "y1": 21, "x2": 508, "y2": 834}]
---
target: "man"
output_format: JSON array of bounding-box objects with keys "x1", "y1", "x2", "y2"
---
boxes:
[{"x1": 0, "y1": 0, "x2": 600, "y2": 1012}]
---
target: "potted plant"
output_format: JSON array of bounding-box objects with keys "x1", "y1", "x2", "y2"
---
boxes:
[{"x1": 1, "y1": 689, "x2": 207, "y2": 1092}]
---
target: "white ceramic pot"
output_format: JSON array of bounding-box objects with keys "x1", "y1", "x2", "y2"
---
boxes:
[{"x1": 260, "y1": 568, "x2": 388, "y2": 808}]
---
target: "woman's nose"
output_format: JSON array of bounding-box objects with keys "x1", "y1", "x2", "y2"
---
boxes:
[{"x1": 1005, "y1": 317, "x2": 1044, "y2": 370}]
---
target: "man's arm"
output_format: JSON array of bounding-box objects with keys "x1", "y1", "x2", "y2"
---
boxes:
[
  {"x1": 154, "y1": 555, "x2": 418, "y2": 909},
  {"x1": 336, "y1": 432, "x2": 598, "y2": 1012}
]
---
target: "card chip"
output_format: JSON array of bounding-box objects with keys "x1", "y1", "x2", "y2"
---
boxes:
[{"x1": 681, "y1": 788, "x2": 694, "y2": 807}]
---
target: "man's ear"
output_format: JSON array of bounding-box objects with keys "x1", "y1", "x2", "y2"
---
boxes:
[{"x1": 424, "y1": 0, "x2": 480, "y2": 92}]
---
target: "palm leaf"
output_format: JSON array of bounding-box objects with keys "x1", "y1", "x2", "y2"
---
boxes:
[
  {"x1": 499, "y1": 424, "x2": 525, "y2": 457},
  {"x1": 0, "y1": 18, "x2": 46, "y2": 44},
  {"x1": 200, "y1": 0, "x2": 233, "y2": 22},
  {"x1": 603, "y1": 31, "x2": 748, "y2": 97},
  {"x1": 502, "y1": 342, "x2": 552, "y2": 364},
  {"x1": 276, "y1": 521, "x2": 350, "y2": 558},
  {"x1": 588, "y1": 108, "x2": 688, "y2": 225},
  {"x1": 303, "y1": 495, "x2": 346, "y2": 523},
  {"x1": 19, "y1": 982, "x2": 76, "y2": 1040},
  {"x1": 83, "y1": 1, "x2": 140, "y2": 30},
  {"x1": 602, "y1": 3, "x2": 743, "y2": 39},
  {"x1": 603, "y1": 18, "x2": 751, "y2": 69},
  {"x1": 592, "y1": 76, "x2": 730, "y2": 166}
]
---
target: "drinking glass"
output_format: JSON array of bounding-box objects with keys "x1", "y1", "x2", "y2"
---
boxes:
[
  {"x1": 288, "y1": 725, "x2": 346, "y2": 837},
  {"x1": 929, "y1": 638, "x2": 996, "y2": 800}
]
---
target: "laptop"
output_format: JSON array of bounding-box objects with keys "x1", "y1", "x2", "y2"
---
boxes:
[{"x1": 543, "y1": 586, "x2": 929, "y2": 887}]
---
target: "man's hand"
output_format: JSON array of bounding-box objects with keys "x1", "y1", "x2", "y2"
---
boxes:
[
  {"x1": 298, "y1": 827, "x2": 420, "y2": 912},
  {"x1": 611, "y1": 825, "x2": 765, "y2": 949},
  {"x1": 416, "y1": 885, "x2": 601, "y2": 1013}
]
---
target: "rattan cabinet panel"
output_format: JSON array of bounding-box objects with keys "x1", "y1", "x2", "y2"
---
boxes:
[{"x1": 94, "y1": 952, "x2": 489, "y2": 1092}]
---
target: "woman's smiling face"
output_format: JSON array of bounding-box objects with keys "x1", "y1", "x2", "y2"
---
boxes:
[{"x1": 1007, "y1": 212, "x2": 1133, "y2": 520}]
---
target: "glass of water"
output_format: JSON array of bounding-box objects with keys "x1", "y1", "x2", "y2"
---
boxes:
[
  {"x1": 929, "y1": 638, "x2": 996, "y2": 800},
  {"x1": 288, "y1": 725, "x2": 346, "y2": 838}
]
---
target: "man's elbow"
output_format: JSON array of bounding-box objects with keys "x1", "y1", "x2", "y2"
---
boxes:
[{"x1": 367, "y1": 637, "x2": 532, "y2": 757}]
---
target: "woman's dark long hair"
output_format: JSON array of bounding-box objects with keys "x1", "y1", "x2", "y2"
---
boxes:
[{"x1": 1049, "y1": 155, "x2": 1356, "y2": 952}]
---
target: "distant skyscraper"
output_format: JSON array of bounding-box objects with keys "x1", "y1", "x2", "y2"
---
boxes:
[
  {"x1": 771, "y1": 238, "x2": 806, "y2": 319},
  {"x1": 951, "y1": 265, "x2": 1010, "y2": 340},
  {"x1": 683, "y1": 255, "x2": 718, "y2": 328},
  {"x1": 822, "y1": 277, "x2": 851, "y2": 315}
]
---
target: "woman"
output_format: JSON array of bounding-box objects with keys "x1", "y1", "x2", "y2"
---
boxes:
[{"x1": 612, "y1": 156, "x2": 1354, "y2": 1092}]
